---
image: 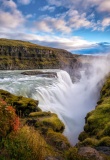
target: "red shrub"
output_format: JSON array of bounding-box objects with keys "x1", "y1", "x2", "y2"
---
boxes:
[{"x1": 0, "y1": 99, "x2": 20, "y2": 138}]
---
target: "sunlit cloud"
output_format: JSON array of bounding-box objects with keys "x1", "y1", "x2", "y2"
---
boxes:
[
  {"x1": 97, "y1": 0, "x2": 110, "y2": 13},
  {"x1": 34, "y1": 16, "x2": 71, "y2": 33},
  {"x1": 0, "y1": 0, "x2": 25, "y2": 31}
]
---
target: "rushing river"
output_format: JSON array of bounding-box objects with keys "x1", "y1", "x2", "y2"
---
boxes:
[{"x1": 0, "y1": 57, "x2": 110, "y2": 145}]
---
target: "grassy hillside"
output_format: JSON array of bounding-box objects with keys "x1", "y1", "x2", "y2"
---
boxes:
[{"x1": 78, "y1": 75, "x2": 110, "y2": 148}]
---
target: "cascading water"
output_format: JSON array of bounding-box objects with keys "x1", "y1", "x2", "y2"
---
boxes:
[{"x1": 0, "y1": 56, "x2": 110, "y2": 145}]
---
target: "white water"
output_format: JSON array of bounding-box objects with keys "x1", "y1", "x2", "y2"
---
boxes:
[{"x1": 0, "y1": 56, "x2": 110, "y2": 145}]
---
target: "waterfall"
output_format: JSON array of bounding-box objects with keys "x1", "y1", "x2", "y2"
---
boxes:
[
  {"x1": 0, "y1": 55, "x2": 110, "y2": 145},
  {"x1": 31, "y1": 57, "x2": 110, "y2": 145},
  {"x1": 31, "y1": 70, "x2": 100, "y2": 145}
]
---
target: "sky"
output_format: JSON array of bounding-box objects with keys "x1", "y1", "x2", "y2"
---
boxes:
[{"x1": 0, "y1": 0, "x2": 110, "y2": 54}]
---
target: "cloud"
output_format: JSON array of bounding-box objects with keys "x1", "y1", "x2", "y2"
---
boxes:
[
  {"x1": 26, "y1": 14, "x2": 33, "y2": 19},
  {"x1": 1, "y1": 30, "x2": 110, "y2": 55},
  {"x1": 34, "y1": 21, "x2": 52, "y2": 32},
  {"x1": 33, "y1": 8, "x2": 96, "y2": 34},
  {"x1": 74, "y1": 42, "x2": 110, "y2": 55},
  {"x1": 33, "y1": 9, "x2": 100, "y2": 33},
  {"x1": 47, "y1": 0, "x2": 110, "y2": 13},
  {"x1": 0, "y1": 0, "x2": 25, "y2": 31},
  {"x1": 34, "y1": 16, "x2": 71, "y2": 33},
  {"x1": 102, "y1": 18, "x2": 110, "y2": 28},
  {"x1": 97, "y1": 0, "x2": 110, "y2": 13},
  {"x1": 67, "y1": 10, "x2": 92, "y2": 29},
  {"x1": 0, "y1": 31, "x2": 95, "y2": 51},
  {"x1": 2, "y1": 0, "x2": 17, "y2": 9},
  {"x1": 18, "y1": 0, "x2": 31, "y2": 5},
  {"x1": 0, "y1": 0, "x2": 109, "y2": 54},
  {"x1": 46, "y1": 0, "x2": 110, "y2": 31},
  {"x1": 40, "y1": 5, "x2": 55, "y2": 12},
  {"x1": 0, "y1": 10, "x2": 25, "y2": 29},
  {"x1": 46, "y1": 0, "x2": 62, "y2": 7}
]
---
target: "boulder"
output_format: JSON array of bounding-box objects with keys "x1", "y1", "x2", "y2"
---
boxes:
[{"x1": 78, "y1": 147, "x2": 105, "y2": 160}]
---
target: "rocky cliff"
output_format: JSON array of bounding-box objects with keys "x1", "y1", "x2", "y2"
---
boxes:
[{"x1": 0, "y1": 39, "x2": 81, "y2": 73}]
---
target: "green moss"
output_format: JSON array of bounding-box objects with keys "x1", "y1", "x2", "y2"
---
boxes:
[
  {"x1": 34, "y1": 113, "x2": 65, "y2": 133},
  {"x1": 85, "y1": 101, "x2": 110, "y2": 135},
  {"x1": 78, "y1": 131, "x2": 88, "y2": 141},
  {"x1": 81, "y1": 138, "x2": 98, "y2": 147},
  {"x1": 103, "y1": 122, "x2": 110, "y2": 136},
  {"x1": 78, "y1": 76, "x2": 110, "y2": 148},
  {"x1": 65, "y1": 147, "x2": 88, "y2": 160},
  {"x1": 29, "y1": 111, "x2": 51, "y2": 117},
  {"x1": 100, "y1": 76, "x2": 110, "y2": 99},
  {"x1": 98, "y1": 137, "x2": 110, "y2": 147},
  {"x1": 0, "y1": 89, "x2": 40, "y2": 116},
  {"x1": 47, "y1": 129, "x2": 70, "y2": 151},
  {"x1": 40, "y1": 114, "x2": 65, "y2": 132}
]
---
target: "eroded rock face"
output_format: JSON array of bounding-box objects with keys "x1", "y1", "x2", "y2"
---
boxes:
[{"x1": 78, "y1": 147, "x2": 105, "y2": 160}]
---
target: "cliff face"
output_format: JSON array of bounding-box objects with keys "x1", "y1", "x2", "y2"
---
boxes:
[
  {"x1": 78, "y1": 75, "x2": 110, "y2": 151},
  {"x1": 0, "y1": 39, "x2": 81, "y2": 72}
]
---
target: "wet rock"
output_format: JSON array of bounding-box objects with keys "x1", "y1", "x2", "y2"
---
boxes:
[
  {"x1": 21, "y1": 71, "x2": 57, "y2": 78},
  {"x1": 78, "y1": 147, "x2": 105, "y2": 160}
]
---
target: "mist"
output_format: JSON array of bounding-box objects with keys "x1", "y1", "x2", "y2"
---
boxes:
[
  {"x1": 63, "y1": 55, "x2": 110, "y2": 144},
  {"x1": 34, "y1": 55, "x2": 110, "y2": 145}
]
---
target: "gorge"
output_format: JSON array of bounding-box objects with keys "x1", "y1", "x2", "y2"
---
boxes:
[
  {"x1": 0, "y1": 55, "x2": 110, "y2": 145},
  {"x1": 0, "y1": 39, "x2": 110, "y2": 160}
]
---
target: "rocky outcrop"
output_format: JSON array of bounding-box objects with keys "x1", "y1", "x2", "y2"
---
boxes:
[
  {"x1": 21, "y1": 71, "x2": 57, "y2": 78},
  {"x1": 0, "y1": 89, "x2": 40, "y2": 116}
]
